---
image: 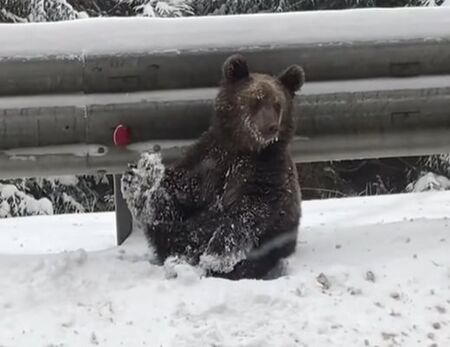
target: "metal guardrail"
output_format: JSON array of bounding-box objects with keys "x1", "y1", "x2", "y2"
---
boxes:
[
  {"x1": 1, "y1": 76, "x2": 449, "y2": 179},
  {"x1": 0, "y1": 8, "x2": 449, "y2": 95}
]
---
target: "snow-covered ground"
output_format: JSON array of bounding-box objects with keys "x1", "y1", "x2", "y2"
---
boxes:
[{"x1": 0, "y1": 191, "x2": 449, "y2": 346}]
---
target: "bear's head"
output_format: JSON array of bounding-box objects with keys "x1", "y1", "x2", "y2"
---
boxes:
[{"x1": 213, "y1": 54, "x2": 305, "y2": 153}]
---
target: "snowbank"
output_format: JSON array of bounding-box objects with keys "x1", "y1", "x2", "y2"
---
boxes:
[
  {"x1": 0, "y1": 7, "x2": 449, "y2": 58},
  {"x1": 0, "y1": 191, "x2": 449, "y2": 346}
]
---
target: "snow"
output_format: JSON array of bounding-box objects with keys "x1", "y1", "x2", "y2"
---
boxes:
[
  {"x1": 4, "y1": 144, "x2": 109, "y2": 158},
  {"x1": 426, "y1": 0, "x2": 450, "y2": 6},
  {"x1": 0, "y1": 183, "x2": 53, "y2": 218},
  {"x1": 120, "y1": 151, "x2": 166, "y2": 226},
  {"x1": 127, "y1": 139, "x2": 194, "y2": 153},
  {"x1": 0, "y1": 212, "x2": 115, "y2": 254},
  {"x1": 302, "y1": 75, "x2": 450, "y2": 95},
  {"x1": 0, "y1": 7, "x2": 449, "y2": 59},
  {"x1": 1, "y1": 191, "x2": 449, "y2": 346},
  {"x1": 407, "y1": 172, "x2": 450, "y2": 192}
]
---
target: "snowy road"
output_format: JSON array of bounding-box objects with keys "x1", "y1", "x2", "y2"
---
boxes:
[{"x1": 0, "y1": 192, "x2": 449, "y2": 346}]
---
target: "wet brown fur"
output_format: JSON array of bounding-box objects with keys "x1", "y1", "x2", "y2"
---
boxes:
[{"x1": 123, "y1": 54, "x2": 305, "y2": 279}]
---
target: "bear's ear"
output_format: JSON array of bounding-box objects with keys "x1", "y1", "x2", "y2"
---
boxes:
[
  {"x1": 278, "y1": 65, "x2": 305, "y2": 95},
  {"x1": 222, "y1": 54, "x2": 249, "y2": 84}
]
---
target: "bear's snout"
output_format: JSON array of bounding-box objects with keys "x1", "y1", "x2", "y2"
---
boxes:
[
  {"x1": 257, "y1": 105, "x2": 280, "y2": 138},
  {"x1": 264, "y1": 122, "x2": 279, "y2": 137}
]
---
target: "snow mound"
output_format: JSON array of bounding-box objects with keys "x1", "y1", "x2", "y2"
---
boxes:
[
  {"x1": 407, "y1": 172, "x2": 450, "y2": 192},
  {"x1": 0, "y1": 191, "x2": 449, "y2": 346},
  {"x1": 0, "y1": 183, "x2": 53, "y2": 218},
  {"x1": 1, "y1": 7, "x2": 450, "y2": 58}
]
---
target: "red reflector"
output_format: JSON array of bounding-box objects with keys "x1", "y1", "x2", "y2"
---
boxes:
[{"x1": 113, "y1": 124, "x2": 130, "y2": 147}]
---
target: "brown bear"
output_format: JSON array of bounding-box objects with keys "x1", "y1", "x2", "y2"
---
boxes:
[{"x1": 121, "y1": 54, "x2": 305, "y2": 280}]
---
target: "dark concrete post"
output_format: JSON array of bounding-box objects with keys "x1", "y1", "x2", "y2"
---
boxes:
[{"x1": 113, "y1": 174, "x2": 133, "y2": 245}]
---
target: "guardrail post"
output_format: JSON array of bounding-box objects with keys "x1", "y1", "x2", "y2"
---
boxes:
[{"x1": 113, "y1": 174, "x2": 133, "y2": 245}]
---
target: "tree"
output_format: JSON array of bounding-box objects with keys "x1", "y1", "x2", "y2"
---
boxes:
[
  {"x1": 0, "y1": 0, "x2": 86, "y2": 22},
  {"x1": 192, "y1": 0, "x2": 424, "y2": 16},
  {"x1": 117, "y1": 0, "x2": 193, "y2": 17},
  {"x1": 0, "y1": 0, "x2": 196, "y2": 21}
]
